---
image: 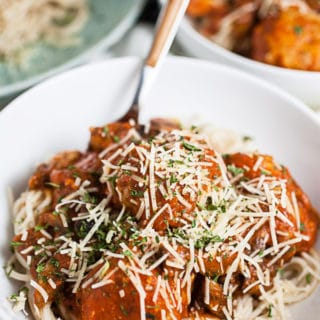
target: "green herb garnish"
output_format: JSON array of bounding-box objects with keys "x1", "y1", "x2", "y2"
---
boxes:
[
  {"x1": 306, "y1": 273, "x2": 312, "y2": 284},
  {"x1": 120, "y1": 304, "x2": 129, "y2": 316},
  {"x1": 227, "y1": 165, "x2": 244, "y2": 176},
  {"x1": 83, "y1": 192, "x2": 98, "y2": 204},
  {"x1": 242, "y1": 135, "x2": 252, "y2": 142},
  {"x1": 36, "y1": 263, "x2": 45, "y2": 273},
  {"x1": 10, "y1": 241, "x2": 23, "y2": 247},
  {"x1": 123, "y1": 250, "x2": 133, "y2": 258},
  {"x1": 182, "y1": 141, "x2": 201, "y2": 152},
  {"x1": 131, "y1": 190, "x2": 144, "y2": 197},
  {"x1": 103, "y1": 126, "x2": 109, "y2": 135},
  {"x1": 299, "y1": 223, "x2": 305, "y2": 232},
  {"x1": 170, "y1": 175, "x2": 178, "y2": 184},
  {"x1": 293, "y1": 25, "x2": 303, "y2": 35},
  {"x1": 50, "y1": 258, "x2": 60, "y2": 268}
]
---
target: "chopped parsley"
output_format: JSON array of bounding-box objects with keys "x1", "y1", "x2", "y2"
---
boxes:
[
  {"x1": 83, "y1": 192, "x2": 98, "y2": 204},
  {"x1": 205, "y1": 197, "x2": 226, "y2": 213},
  {"x1": 306, "y1": 273, "x2": 312, "y2": 284},
  {"x1": 108, "y1": 175, "x2": 117, "y2": 188},
  {"x1": 195, "y1": 233, "x2": 223, "y2": 249},
  {"x1": 131, "y1": 190, "x2": 144, "y2": 197},
  {"x1": 170, "y1": 175, "x2": 178, "y2": 184},
  {"x1": 242, "y1": 135, "x2": 253, "y2": 142},
  {"x1": 299, "y1": 222, "x2": 305, "y2": 232},
  {"x1": 72, "y1": 172, "x2": 80, "y2": 178},
  {"x1": 260, "y1": 168, "x2": 271, "y2": 176},
  {"x1": 50, "y1": 258, "x2": 60, "y2": 268},
  {"x1": 76, "y1": 221, "x2": 93, "y2": 239},
  {"x1": 227, "y1": 165, "x2": 244, "y2": 176},
  {"x1": 268, "y1": 304, "x2": 273, "y2": 317},
  {"x1": 120, "y1": 304, "x2": 129, "y2": 316},
  {"x1": 103, "y1": 126, "x2": 109, "y2": 135},
  {"x1": 10, "y1": 241, "x2": 23, "y2": 247},
  {"x1": 36, "y1": 263, "x2": 45, "y2": 273},
  {"x1": 123, "y1": 250, "x2": 133, "y2": 258},
  {"x1": 34, "y1": 225, "x2": 47, "y2": 231},
  {"x1": 212, "y1": 273, "x2": 220, "y2": 282},
  {"x1": 182, "y1": 141, "x2": 201, "y2": 152},
  {"x1": 293, "y1": 25, "x2": 303, "y2": 35}
]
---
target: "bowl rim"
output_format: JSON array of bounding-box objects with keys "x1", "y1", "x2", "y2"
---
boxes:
[
  {"x1": 1, "y1": 56, "x2": 319, "y2": 129},
  {"x1": 179, "y1": 16, "x2": 320, "y2": 78},
  {"x1": 0, "y1": 0, "x2": 145, "y2": 99}
]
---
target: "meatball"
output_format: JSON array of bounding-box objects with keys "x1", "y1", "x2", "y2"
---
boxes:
[
  {"x1": 251, "y1": 6, "x2": 320, "y2": 70},
  {"x1": 187, "y1": 0, "x2": 226, "y2": 17},
  {"x1": 188, "y1": 0, "x2": 258, "y2": 52}
]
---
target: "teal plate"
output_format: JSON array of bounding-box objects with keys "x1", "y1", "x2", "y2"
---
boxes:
[{"x1": 0, "y1": 0, "x2": 145, "y2": 100}]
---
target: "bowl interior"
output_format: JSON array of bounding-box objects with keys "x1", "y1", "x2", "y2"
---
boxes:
[{"x1": 0, "y1": 57, "x2": 319, "y2": 319}]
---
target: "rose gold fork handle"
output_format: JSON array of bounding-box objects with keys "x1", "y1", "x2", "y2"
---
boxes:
[
  {"x1": 119, "y1": 0, "x2": 189, "y2": 124},
  {"x1": 137, "y1": 0, "x2": 189, "y2": 108},
  {"x1": 146, "y1": 0, "x2": 190, "y2": 68}
]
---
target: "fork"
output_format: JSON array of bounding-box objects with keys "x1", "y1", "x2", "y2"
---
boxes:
[{"x1": 118, "y1": 0, "x2": 190, "y2": 124}]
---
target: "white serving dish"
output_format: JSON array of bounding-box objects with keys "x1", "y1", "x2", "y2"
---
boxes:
[{"x1": 0, "y1": 57, "x2": 319, "y2": 319}]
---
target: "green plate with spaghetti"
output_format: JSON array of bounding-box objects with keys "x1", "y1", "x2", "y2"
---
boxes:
[{"x1": 0, "y1": 0, "x2": 145, "y2": 102}]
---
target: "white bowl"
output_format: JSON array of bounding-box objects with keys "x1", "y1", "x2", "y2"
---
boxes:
[
  {"x1": 0, "y1": 57, "x2": 319, "y2": 319},
  {"x1": 177, "y1": 17, "x2": 320, "y2": 109}
]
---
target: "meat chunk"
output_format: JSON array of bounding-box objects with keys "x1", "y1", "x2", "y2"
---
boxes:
[
  {"x1": 61, "y1": 257, "x2": 191, "y2": 320},
  {"x1": 89, "y1": 122, "x2": 133, "y2": 152},
  {"x1": 224, "y1": 153, "x2": 319, "y2": 252},
  {"x1": 101, "y1": 129, "x2": 222, "y2": 231},
  {"x1": 29, "y1": 151, "x2": 81, "y2": 189}
]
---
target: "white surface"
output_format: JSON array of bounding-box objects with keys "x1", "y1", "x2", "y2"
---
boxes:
[
  {"x1": 177, "y1": 17, "x2": 320, "y2": 110},
  {"x1": 0, "y1": 57, "x2": 319, "y2": 319}
]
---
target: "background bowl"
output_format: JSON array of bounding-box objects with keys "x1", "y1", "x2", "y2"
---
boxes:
[
  {"x1": 0, "y1": 0, "x2": 145, "y2": 102},
  {"x1": 177, "y1": 17, "x2": 320, "y2": 109},
  {"x1": 0, "y1": 57, "x2": 319, "y2": 319}
]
